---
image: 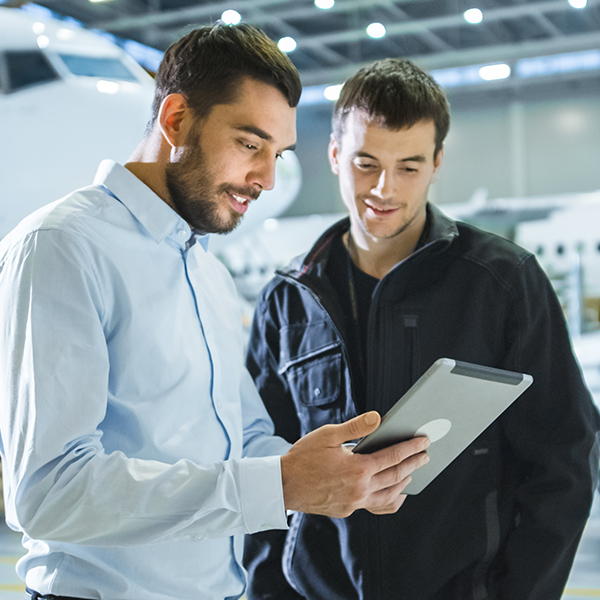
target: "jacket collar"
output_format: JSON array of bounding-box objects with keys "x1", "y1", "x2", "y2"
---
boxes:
[{"x1": 281, "y1": 203, "x2": 459, "y2": 280}]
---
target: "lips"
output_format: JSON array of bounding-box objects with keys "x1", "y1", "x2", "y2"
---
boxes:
[
  {"x1": 364, "y1": 199, "x2": 399, "y2": 216},
  {"x1": 227, "y1": 190, "x2": 254, "y2": 215}
]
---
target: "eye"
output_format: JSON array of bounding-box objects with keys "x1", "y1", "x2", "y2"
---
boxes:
[
  {"x1": 354, "y1": 160, "x2": 377, "y2": 170},
  {"x1": 239, "y1": 139, "x2": 258, "y2": 151}
]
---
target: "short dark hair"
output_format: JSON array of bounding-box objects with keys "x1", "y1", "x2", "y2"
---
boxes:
[
  {"x1": 332, "y1": 58, "x2": 450, "y2": 157},
  {"x1": 149, "y1": 22, "x2": 302, "y2": 129}
]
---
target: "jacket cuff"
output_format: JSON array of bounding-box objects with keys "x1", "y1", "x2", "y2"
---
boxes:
[{"x1": 239, "y1": 455, "x2": 288, "y2": 534}]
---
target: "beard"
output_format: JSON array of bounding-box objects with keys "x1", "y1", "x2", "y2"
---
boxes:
[{"x1": 164, "y1": 129, "x2": 259, "y2": 235}]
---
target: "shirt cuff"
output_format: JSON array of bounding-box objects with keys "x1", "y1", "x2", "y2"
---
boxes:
[{"x1": 238, "y1": 455, "x2": 288, "y2": 534}]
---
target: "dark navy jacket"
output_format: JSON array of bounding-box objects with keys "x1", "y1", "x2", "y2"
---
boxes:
[{"x1": 244, "y1": 204, "x2": 600, "y2": 600}]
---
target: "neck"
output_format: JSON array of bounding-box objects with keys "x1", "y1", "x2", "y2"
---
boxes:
[
  {"x1": 124, "y1": 130, "x2": 172, "y2": 207},
  {"x1": 346, "y1": 217, "x2": 426, "y2": 279}
]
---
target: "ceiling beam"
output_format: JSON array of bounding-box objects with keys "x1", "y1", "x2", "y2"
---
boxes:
[
  {"x1": 97, "y1": 0, "x2": 428, "y2": 32},
  {"x1": 299, "y1": 30, "x2": 600, "y2": 86}
]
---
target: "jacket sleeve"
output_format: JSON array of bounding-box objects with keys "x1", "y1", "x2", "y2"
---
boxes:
[
  {"x1": 499, "y1": 254, "x2": 600, "y2": 599},
  {"x1": 244, "y1": 285, "x2": 305, "y2": 600}
]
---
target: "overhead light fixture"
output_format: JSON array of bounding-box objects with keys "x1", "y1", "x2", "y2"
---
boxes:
[
  {"x1": 278, "y1": 36, "x2": 297, "y2": 53},
  {"x1": 263, "y1": 218, "x2": 280, "y2": 232},
  {"x1": 97, "y1": 80, "x2": 120, "y2": 94},
  {"x1": 32, "y1": 22, "x2": 46, "y2": 35},
  {"x1": 324, "y1": 84, "x2": 343, "y2": 101},
  {"x1": 479, "y1": 63, "x2": 511, "y2": 81},
  {"x1": 221, "y1": 9, "x2": 242, "y2": 25},
  {"x1": 463, "y1": 8, "x2": 483, "y2": 24},
  {"x1": 36, "y1": 35, "x2": 50, "y2": 49},
  {"x1": 56, "y1": 28, "x2": 76, "y2": 41},
  {"x1": 568, "y1": 0, "x2": 587, "y2": 8},
  {"x1": 89, "y1": 0, "x2": 115, "y2": 3},
  {"x1": 314, "y1": 0, "x2": 335, "y2": 9},
  {"x1": 366, "y1": 22, "x2": 386, "y2": 39}
]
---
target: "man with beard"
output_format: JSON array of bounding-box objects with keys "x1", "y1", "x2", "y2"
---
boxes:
[
  {"x1": 0, "y1": 25, "x2": 430, "y2": 600},
  {"x1": 243, "y1": 58, "x2": 600, "y2": 600}
]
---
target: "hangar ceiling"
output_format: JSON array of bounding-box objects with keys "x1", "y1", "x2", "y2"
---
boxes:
[{"x1": 10, "y1": 0, "x2": 600, "y2": 88}]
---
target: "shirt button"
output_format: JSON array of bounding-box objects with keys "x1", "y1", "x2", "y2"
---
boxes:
[
  {"x1": 314, "y1": 388, "x2": 321, "y2": 397},
  {"x1": 178, "y1": 229, "x2": 188, "y2": 239}
]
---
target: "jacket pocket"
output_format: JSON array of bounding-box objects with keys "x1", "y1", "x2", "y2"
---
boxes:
[
  {"x1": 285, "y1": 351, "x2": 342, "y2": 407},
  {"x1": 279, "y1": 322, "x2": 342, "y2": 408},
  {"x1": 278, "y1": 323, "x2": 344, "y2": 433}
]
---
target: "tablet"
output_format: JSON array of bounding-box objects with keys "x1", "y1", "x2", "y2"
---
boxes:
[{"x1": 352, "y1": 358, "x2": 533, "y2": 494}]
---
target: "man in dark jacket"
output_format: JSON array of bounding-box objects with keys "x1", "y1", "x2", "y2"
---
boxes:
[{"x1": 243, "y1": 58, "x2": 600, "y2": 600}]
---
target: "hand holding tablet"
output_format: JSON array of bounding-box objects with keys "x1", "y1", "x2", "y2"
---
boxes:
[{"x1": 353, "y1": 358, "x2": 533, "y2": 494}]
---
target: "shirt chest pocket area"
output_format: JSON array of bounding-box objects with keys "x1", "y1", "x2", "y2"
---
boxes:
[{"x1": 279, "y1": 324, "x2": 343, "y2": 431}]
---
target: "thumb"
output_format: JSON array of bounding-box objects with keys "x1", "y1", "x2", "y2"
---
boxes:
[{"x1": 327, "y1": 411, "x2": 381, "y2": 445}]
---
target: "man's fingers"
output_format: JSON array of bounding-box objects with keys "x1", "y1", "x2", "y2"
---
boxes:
[
  {"x1": 373, "y1": 451, "x2": 430, "y2": 490},
  {"x1": 368, "y1": 435, "x2": 431, "y2": 473},
  {"x1": 321, "y1": 411, "x2": 381, "y2": 446},
  {"x1": 366, "y1": 485, "x2": 409, "y2": 515}
]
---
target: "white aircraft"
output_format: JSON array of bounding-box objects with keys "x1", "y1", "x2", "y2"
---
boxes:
[
  {"x1": 0, "y1": 7, "x2": 156, "y2": 239},
  {"x1": 0, "y1": 6, "x2": 304, "y2": 241}
]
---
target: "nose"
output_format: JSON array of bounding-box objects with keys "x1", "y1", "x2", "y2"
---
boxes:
[
  {"x1": 372, "y1": 169, "x2": 394, "y2": 198},
  {"x1": 248, "y1": 157, "x2": 277, "y2": 192}
]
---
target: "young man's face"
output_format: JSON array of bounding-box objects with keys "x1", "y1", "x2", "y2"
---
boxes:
[
  {"x1": 329, "y1": 109, "x2": 443, "y2": 244},
  {"x1": 165, "y1": 77, "x2": 297, "y2": 234}
]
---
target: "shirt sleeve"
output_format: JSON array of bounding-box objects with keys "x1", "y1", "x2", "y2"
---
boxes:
[{"x1": 0, "y1": 228, "x2": 288, "y2": 546}]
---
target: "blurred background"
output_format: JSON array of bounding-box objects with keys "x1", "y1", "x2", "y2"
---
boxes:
[{"x1": 0, "y1": 1, "x2": 599, "y2": 597}]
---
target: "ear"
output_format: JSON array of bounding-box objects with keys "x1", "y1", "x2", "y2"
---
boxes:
[
  {"x1": 431, "y1": 147, "x2": 444, "y2": 182},
  {"x1": 157, "y1": 93, "x2": 189, "y2": 150},
  {"x1": 328, "y1": 133, "x2": 341, "y2": 176}
]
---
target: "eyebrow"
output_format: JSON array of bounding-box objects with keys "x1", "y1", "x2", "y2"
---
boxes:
[
  {"x1": 235, "y1": 124, "x2": 296, "y2": 152},
  {"x1": 355, "y1": 151, "x2": 427, "y2": 163}
]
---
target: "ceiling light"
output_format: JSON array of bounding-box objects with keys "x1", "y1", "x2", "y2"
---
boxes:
[
  {"x1": 278, "y1": 36, "x2": 297, "y2": 53},
  {"x1": 324, "y1": 84, "x2": 343, "y2": 101},
  {"x1": 314, "y1": 0, "x2": 335, "y2": 9},
  {"x1": 366, "y1": 22, "x2": 386, "y2": 39},
  {"x1": 97, "y1": 80, "x2": 120, "y2": 94},
  {"x1": 32, "y1": 22, "x2": 45, "y2": 35},
  {"x1": 463, "y1": 8, "x2": 483, "y2": 24},
  {"x1": 89, "y1": 0, "x2": 115, "y2": 3},
  {"x1": 479, "y1": 63, "x2": 511, "y2": 81},
  {"x1": 36, "y1": 35, "x2": 50, "y2": 49},
  {"x1": 263, "y1": 218, "x2": 280, "y2": 232},
  {"x1": 221, "y1": 9, "x2": 242, "y2": 25},
  {"x1": 56, "y1": 28, "x2": 75, "y2": 41},
  {"x1": 568, "y1": 0, "x2": 587, "y2": 8}
]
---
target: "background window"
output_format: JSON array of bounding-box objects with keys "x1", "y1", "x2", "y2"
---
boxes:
[
  {"x1": 6, "y1": 51, "x2": 58, "y2": 92},
  {"x1": 59, "y1": 54, "x2": 137, "y2": 82}
]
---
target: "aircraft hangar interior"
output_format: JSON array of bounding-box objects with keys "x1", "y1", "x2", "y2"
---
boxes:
[{"x1": 0, "y1": 0, "x2": 599, "y2": 598}]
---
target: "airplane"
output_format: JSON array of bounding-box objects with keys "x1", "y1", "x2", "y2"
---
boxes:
[
  {"x1": 0, "y1": 6, "x2": 157, "y2": 239},
  {"x1": 0, "y1": 6, "x2": 304, "y2": 241}
]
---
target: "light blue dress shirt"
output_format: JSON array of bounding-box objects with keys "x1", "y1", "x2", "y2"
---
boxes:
[{"x1": 0, "y1": 160, "x2": 291, "y2": 600}]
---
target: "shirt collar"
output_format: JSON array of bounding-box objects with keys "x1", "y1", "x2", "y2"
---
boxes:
[{"x1": 93, "y1": 160, "x2": 208, "y2": 248}]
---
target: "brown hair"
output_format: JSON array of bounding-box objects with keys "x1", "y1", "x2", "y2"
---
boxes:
[
  {"x1": 149, "y1": 22, "x2": 302, "y2": 129},
  {"x1": 333, "y1": 58, "x2": 450, "y2": 157}
]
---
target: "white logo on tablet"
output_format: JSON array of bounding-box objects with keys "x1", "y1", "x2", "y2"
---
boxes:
[{"x1": 415, "y1": 418, "x2": 452, "y2": 443}]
